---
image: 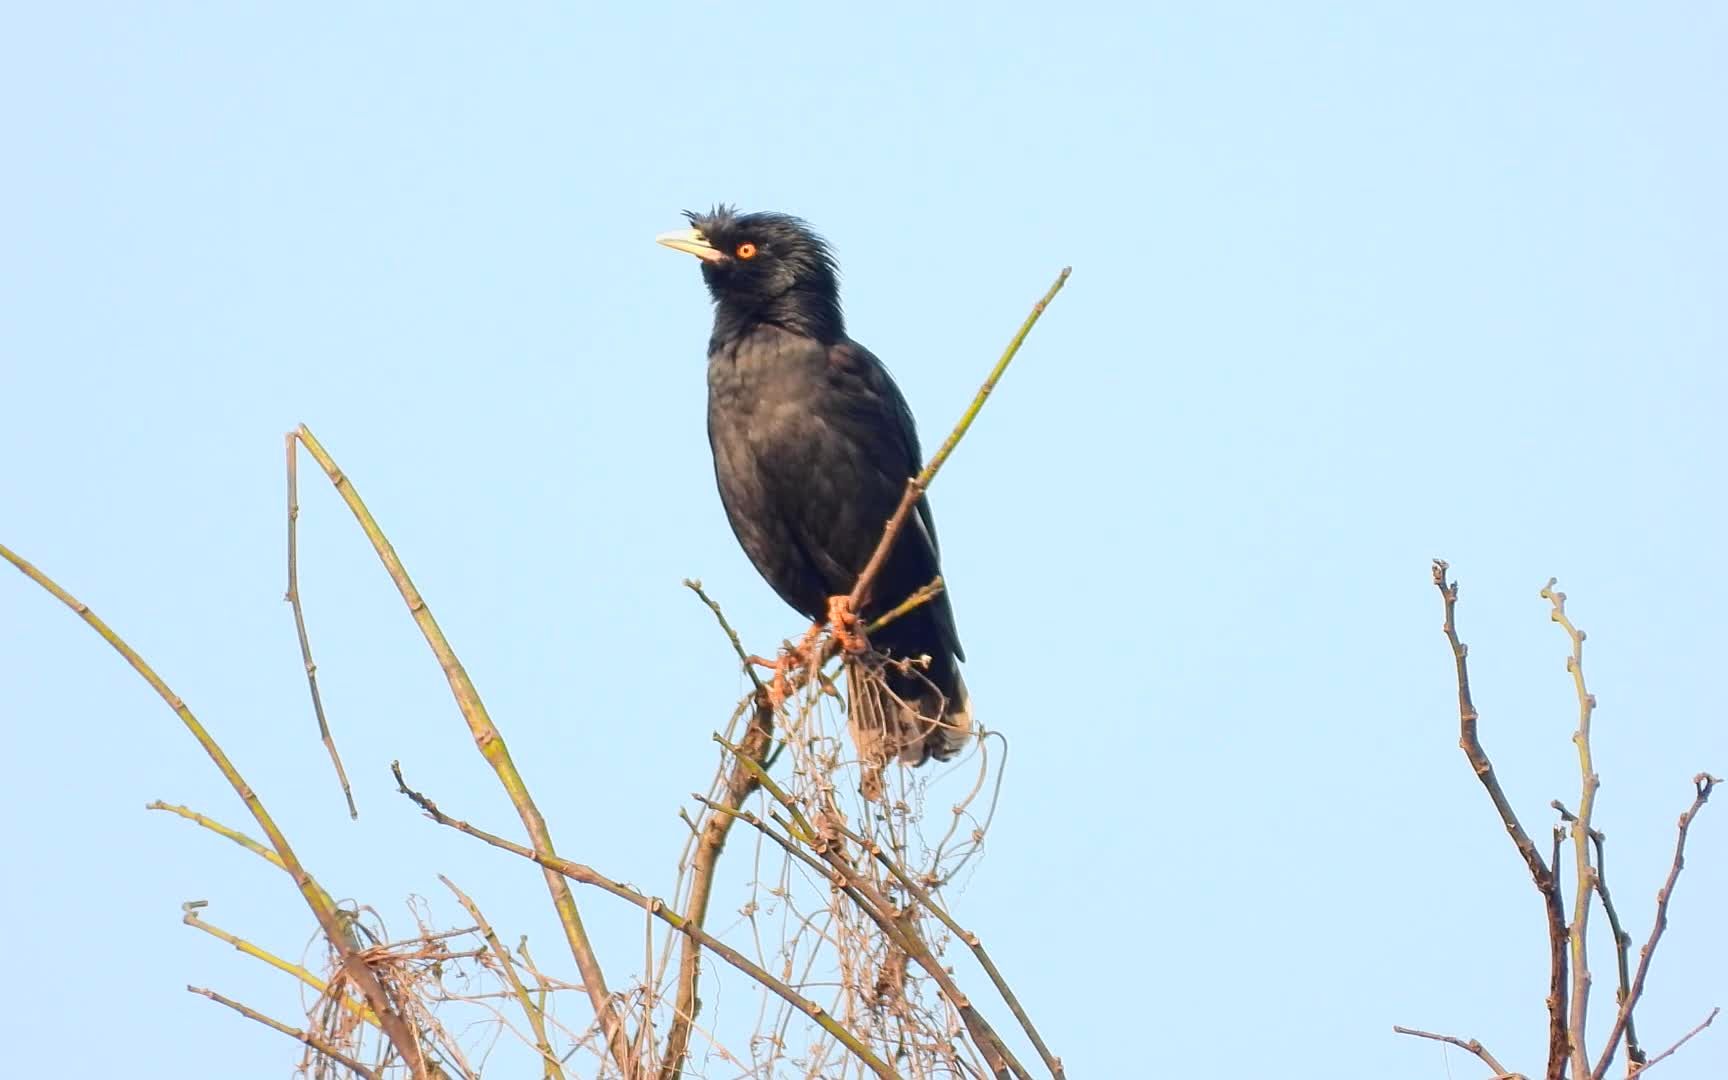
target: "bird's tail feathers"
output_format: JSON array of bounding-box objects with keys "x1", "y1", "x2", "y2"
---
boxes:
[{"x1": 845, "y1": 656, "x2": 972, "y2": 802}]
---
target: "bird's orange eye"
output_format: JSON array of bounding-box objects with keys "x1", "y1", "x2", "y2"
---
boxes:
[{"x1": 735, "y1": 242, "x2": 758, "y2": 260}]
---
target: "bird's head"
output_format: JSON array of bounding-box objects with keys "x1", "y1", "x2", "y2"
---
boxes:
[{"x1": 657, "y1": 206, "x2": 845, "y2": 341}]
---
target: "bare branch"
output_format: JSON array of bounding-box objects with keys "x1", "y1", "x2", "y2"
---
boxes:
[
  {"x1": 1631, "y1": 1006, "x2": 1719, "y2": 1075},
  {"x1": 1392, "y1": 1025, "x2": 1521, "y2": 1078},
  {"x1": 1432, "y1": 560, "x2": 1569, "y2": 1080},
  {"x1": 149, "y1": 800, "x2": 288, "y2": 872},
  {"x1": 1543, "y1": 578, "x2": 1599, "y2": 1079},
  {"x1": 684, "y1": 578, "x2": 766, "y2": 697},
  {"x1": 285, "y1": 430, "x2": 358, "y2": 819},
  {"x1": 1591, "y1": 774, "x2": 1719, "y2": 1080}
]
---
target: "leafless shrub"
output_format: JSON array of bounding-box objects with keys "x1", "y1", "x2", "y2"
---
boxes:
[{"x1": 1398, "y1": 562, "x2": 1718, "y2": 1079}]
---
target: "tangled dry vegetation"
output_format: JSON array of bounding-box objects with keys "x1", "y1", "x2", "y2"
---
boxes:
[{"x1": 0, "y1": 269, "x2": 1071, "y2": 1080}]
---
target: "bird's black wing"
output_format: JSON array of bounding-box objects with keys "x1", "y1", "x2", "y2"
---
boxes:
[
  {"x1": 706, "y1": 326, "x2": 964, "y2": 664},
  {"x1": 823, "y1": 339, "x2": 965, "y2": 663}
]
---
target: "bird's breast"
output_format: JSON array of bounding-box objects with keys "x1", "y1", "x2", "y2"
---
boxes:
[{"x1": 707, "y1": 331, "x2": 831, "y2": 436}]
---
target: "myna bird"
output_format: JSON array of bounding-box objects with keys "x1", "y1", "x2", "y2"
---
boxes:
[{"x1": 659, "y1": 206, "x2": 971, "y2": 786}]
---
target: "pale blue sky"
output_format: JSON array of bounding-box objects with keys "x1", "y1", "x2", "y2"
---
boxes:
[{"x1": 3, "y1": 4, "x2": 1724, "y2": 1077}]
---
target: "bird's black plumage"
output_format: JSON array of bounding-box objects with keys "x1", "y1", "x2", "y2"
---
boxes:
[{"x1": 660, "y1": 206, "x2": 970, "y2": 772}]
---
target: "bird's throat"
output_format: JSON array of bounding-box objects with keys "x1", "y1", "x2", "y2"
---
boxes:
[{"x1": 710, "y1": 285, "x2": 844, "y2": 348}]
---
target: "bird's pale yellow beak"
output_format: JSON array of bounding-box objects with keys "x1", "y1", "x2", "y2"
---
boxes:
[{"x1": 656, "y1": 228, "x2": 724, "y2": 263}]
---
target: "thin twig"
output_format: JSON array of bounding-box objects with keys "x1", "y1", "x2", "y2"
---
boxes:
[
  {"x1": 149, "y1": 800, "x2": 360, "y2": 951},
  {"x1": 1587, "y1": 828, "x2": 1640, "y2": 1067},
  {"x1": 1392, "y1": 1025, "x2": 1520, "y2": 1078},
  {"x1": 865, "y1": 576, "x2": 945, "y2": 635},
  {"x1": 291, "y1": 427, "x2": 633, "y2": 1078},
  {"x1": 391, "y1": 764, "x2": 899, "y2": 1080},
  {"x1": 1543, "y1": 578, "x2": 1598, "y2": 1080},
  {"x1": 0, "y1": 542, "x2": 433, "y2": 1078},
  {"x1": 848, "y1": 268, "x2": 1070, "y2": 615},
  {"x1": 1631, "y1": 1007, "x2": 1719, "y2": 1075},
  {"x1": 286, "y1": 431, "x2": 358, "y2": 819},
  {"x1": 713, "y1": 735, "x2": 816, "y2": 840},
  {"x1": 515, "y1": 937, "x2": 552, "y2": 1021},
  {"x1": 685, "y1": 579, "x2": 766, "y2": 697},
  {"x1": 149, "y1": 800, "x2": 287, "y2": 872},
  {"x1": 1393, "y1": 1026, "x2": 1519, "y2": 1078},
  {"x1": 1431, "y1": 561, "x2": 1568, "y2": 1080},
  {"x1": 1591, "y1": 774, "x2": 1719, "y2": 1080},
  {"x1": 189, "y1": 985, "x2": 381, "y2": 1079},
  {"x1": 439, "y1": 876, "x2": 564, "y2": 1080},
  {"x1": 182, "y1": 903, "x2": 377, "y2": 1026}
]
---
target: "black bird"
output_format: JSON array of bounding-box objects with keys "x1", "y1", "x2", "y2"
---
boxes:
[{"x1": 658, "y1": 207, "x2": 970, "y2": 782}]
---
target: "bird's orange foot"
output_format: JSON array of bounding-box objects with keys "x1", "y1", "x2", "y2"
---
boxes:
[
  {"x1": 748, "y1": 652, "x2": 801, "y2": 708},
  {"x1": 827, "y1": 595, "x2": 870, "y2": 655},
  {"x1": 752, "y1": 621, "x2": 826, "y2": 706}
]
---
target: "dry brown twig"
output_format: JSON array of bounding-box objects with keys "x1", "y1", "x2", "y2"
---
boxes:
[
  {"x1": 1632, "y1": 1006, "x2": 1719, "y2": 1075},
  {"x1": 1391, "y1": 1026, "x2": 1521, "y2": 1079},
  {"x1": 1426, "y1": 560, "x2": 1569, "y2": 1080}
]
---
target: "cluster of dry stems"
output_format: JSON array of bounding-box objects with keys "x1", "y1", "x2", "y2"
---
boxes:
[{"x1": 0, "y1": 269, "x2": 1070, "y2": 1080}]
